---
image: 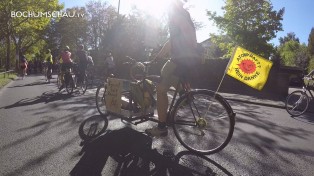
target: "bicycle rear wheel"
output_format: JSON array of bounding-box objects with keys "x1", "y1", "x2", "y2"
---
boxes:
[
  {"x1": 79, "y1": 114, "x2": 108, "y2": 141},
  {"x1": 172, "y1": 90, "x2": 235, "y2": 155},
  {"x1": 285, "y1": 90, "x2": 309, "y2": 116},
  {"x1": 65, "y1": 74, "x2": 74, "y2": 95},
  {"x1": 57, "y1": 73, "x2": 62, "y2": 89},
  {"x1": 77, "y1": 74, "x2": 87, "y2": 94}
]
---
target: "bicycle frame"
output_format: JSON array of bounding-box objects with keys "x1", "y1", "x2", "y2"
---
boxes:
[{"x1": 105, "y1": 61, "x2": 187, "y2": 126}]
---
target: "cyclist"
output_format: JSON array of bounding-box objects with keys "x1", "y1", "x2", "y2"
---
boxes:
[
  {"x1": 45, "y1": 49, "x2": 53, "y2": 83},
  {"x1": 76, "y1": 44, "x2": 89, "y2": 83},
  {"x1": 145, "y1": 0, "x2": 200, "y2": 137},
  {"x1": 104, "y1": 52, "x2": 116, "y2": 76},
  {"x1": 59, "y1": 46, "x2": 73, "y2": 91},
  {"x1": 19, "y1": 49, "x2": 28, "y2": 78}
]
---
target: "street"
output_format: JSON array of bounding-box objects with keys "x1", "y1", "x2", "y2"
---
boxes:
[{"x1": 0, "y1": 75, "x2": 314, "y2": 176}]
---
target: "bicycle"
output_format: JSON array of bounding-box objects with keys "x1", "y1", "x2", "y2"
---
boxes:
[
  {"x1": 56, "y1": 63, "x2": 63, "y2": 89},
  {"x1": 45, "y1": 62, "x2": 53, "y2": 83},
  {"x1": 285, "y1": 76, "x2": 314, "y2": 116},
  {"x1": 59, "y1": 63, "x2": 87, "y2": 95},
  {"x1": 95, "y1": 56, "x2": 136, "y2": 115},
  {"x1": 80, "y1": 58, "x2": 236, "y2": 155}
]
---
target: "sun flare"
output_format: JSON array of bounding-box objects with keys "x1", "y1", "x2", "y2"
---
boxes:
[{"x1": 129, "y1": 0, "x2": 172, "y2": 18}]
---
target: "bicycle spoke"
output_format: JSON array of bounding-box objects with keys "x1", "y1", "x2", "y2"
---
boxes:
[{"x1": 172, "y1": 90, "x2": 234, "y2": 154}]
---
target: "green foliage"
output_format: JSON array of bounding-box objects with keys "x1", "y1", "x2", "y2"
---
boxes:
[
  {"x1": 0, "y1": 73, "x2": 17, "y2": 89},
  {"x1": 57, "y1": 7, "x2": 88, "y2": 56},
  {"x1": 279, "y1": 32, "x2": 299, "y2": 45},
  {"x1": 207, "y1": 0, "x2": 284, "y2": 58},
  {"x1": 278, "y1": 38, "x2": 310, "y2": 70},
  {"x1": 308, "y1": 28, "x2": 314, "y2": 56},
  {"x1": 86, "y1": 1, "x2": 117, "y2": 51},
  {"x1": 0, "y1": 0, "x2": 62, "y2": 70},
  {"x1": 295, "y1": 44, "x2": 310, "y2": 70},
  {"x1": 308, "y1": 55, "x2": 314, "y2": 72},
  {"x1": 278, "y1": 40, "x2": 300, "y2": 66}
]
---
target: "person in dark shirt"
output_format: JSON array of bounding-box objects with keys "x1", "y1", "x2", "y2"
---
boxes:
[{"x1": 145, "y1": 0, "x2": 199, "y2": 137}]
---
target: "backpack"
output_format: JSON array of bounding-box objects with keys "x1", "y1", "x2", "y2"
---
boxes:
[{"x1": 77, "y1": 50, "x2": 88, "y2": 65}]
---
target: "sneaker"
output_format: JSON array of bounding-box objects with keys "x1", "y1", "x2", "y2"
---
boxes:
[{"x1": 145, "y1": 126, "x2": 168, "y2": 137}]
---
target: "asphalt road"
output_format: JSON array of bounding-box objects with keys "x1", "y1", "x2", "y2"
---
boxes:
[{"x1": 0, "y1": 75, "x2": 314, "y2": 176}]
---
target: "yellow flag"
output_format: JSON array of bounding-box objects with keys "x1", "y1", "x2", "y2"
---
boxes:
[{"x1": 226, "y1": 46, "x2": 273, "y2": 90}]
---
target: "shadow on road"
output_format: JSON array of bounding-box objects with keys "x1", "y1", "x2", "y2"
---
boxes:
[
  {"x1": 7, "y1": 80, "x2": 52, "y2": 88},
  {"x1": 71, "y1": 127, "x2": 231, "y2": 176},
  {"x1": 1, "y1": 91, "x2": 72, "y2": 109},
  {"x1": 291, "y1": 112, "x2": 314, "y2": 125}
]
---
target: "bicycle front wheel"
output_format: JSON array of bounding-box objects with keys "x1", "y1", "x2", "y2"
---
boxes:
[
  {"x1": 285, "y1": 90, "x2": 309, "y2": 116},
  {"x1": 172, "y1": 90, "x2": 235, "y2": 155},
  {"x1": 79, "y1": 114, "x2": 108, "y2": 141}
]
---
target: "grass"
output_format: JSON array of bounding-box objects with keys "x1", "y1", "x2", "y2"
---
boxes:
[{"x1": 0, "y1": 73, "x2": 17, "y2": 89}]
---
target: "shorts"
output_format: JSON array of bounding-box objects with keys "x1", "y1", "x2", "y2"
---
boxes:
[{"x1": 160, "y1": 60, "x2": 180, "y2": 90}]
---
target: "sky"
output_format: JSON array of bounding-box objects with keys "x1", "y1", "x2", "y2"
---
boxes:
[{"x1": 59, "y1": 0, "x2": 314, "y2": 46}]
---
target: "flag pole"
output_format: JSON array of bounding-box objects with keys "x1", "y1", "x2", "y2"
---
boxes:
[
  {"x1": 214, "y1": 46, "x2": 238, "y2": 96},
  {"x1": 204, "y1": 47, "x2": 237, "y2": 117}
]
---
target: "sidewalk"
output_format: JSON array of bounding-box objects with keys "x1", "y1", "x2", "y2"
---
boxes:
[
  {"x1": 220, "y1": 87, "x2": 314, "y2": 113},
  {"x1": 220, "y1": 92, "x2": 286, "y2": 109}
]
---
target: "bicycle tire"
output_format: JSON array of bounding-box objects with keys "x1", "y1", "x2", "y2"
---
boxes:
[
  {"x1": 96, "y1": 84, "x2": 107, "y2": 115},
  {"x1": 285, "y1": 90, "x2": 309, "y2": 116},
  {"x1": 77, "y1": 74, "x2": 87, "y2": 94},
  {"x1": 65, "y1": 75, "x2": 74, "y2": 95},
  {"x1": 57, "y1": 74, "x2": 62, "y2": 89},
  {"x1": 78, "y1": 114, "x2": 108, "y2": 141},
  {"x1": 172, "y1": 89, "x2": 235, "y2": 155}
]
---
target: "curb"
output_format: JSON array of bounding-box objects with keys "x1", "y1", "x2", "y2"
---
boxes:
[{"x1": 225, "y1": 97, "x2": 286, "y2": 109}]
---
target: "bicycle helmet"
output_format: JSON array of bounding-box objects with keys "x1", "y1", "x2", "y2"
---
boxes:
[{"x1": 64, "y1": 46, "x2": 70, "y2": 51}]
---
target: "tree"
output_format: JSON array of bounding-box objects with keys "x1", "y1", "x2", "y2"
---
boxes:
[
  {"x1": 307, "y1": 28, "x2": 314, "y2": 71},
  {"x1": 279, "y1": 32, "x2": 299, "y2": 45},
  {"x1": 207, "y1": 0, "x2": 284, "y2": 58},
  {"x1": 0, "y1": 0, "x2": 62, "y2": 70},
  {"x1": 308, "y1": 28, "x2": 314, "y2": 56},
  {"x1": 86, "y1": 1, "x2": 117, "y2": 51},
  {"x1": 295, "y1": 44, "x2": 310, "y2": 70},
  {"x1": 56, "y1": 7, "x2": 88, "y2": 58},
  {"x1": 278, "y1": 33, "x2": 310, "y2": 70}
]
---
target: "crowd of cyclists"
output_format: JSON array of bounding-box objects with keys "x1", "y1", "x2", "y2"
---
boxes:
[{"x1": 19, "y1": 44, "x2": 114, "y2": 91}]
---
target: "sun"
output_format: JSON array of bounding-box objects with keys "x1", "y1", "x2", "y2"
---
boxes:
[{"x1": 130, "y1": 0, "x2": 171, "y2": 18}]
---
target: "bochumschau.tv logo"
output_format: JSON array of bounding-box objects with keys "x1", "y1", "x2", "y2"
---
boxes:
[{"x1": 11, "y1": 11, "x2": 85, "y2": 18}]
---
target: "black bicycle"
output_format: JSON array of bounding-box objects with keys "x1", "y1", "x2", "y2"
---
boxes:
[
  {"x1": 59, "y1": 63, "x2": 87, "y2": 95},
  {"x1": 285, "y1": 76, "x2": 314, "y2": 116},
  {"x1": 80, "y1": 59, "x2": 236, "y2": 155}
]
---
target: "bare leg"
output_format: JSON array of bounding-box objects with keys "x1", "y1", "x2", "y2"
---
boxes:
[{"x1": 156, "y1": 84, "x2": 168, "y2": 123}]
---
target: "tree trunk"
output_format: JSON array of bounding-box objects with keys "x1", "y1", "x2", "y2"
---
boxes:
[{"x1": 6, "y1": 34, "x2": 10, "y2": 71}]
